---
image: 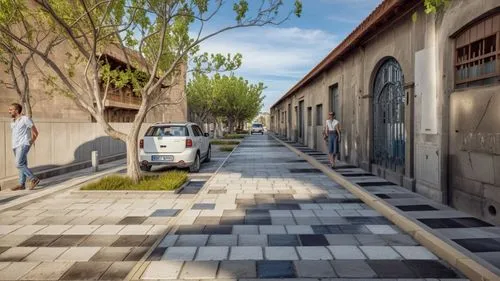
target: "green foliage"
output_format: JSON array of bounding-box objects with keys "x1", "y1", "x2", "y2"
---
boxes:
[
  {"x1": 424, "y1": 0, "x2": 449, "y2": 14},
  {"x1": 219, "y1": 145, "x2": 236, "y2": 152},
  {"x1": 81, "y1": 171, "x2": 188, "y2": 191},
  {"x1": 210, "y1": 140, "x2": 240, "y2": 145},
  {"x1": 222, "y1": 134, "x2": 247, "y2": 139}
]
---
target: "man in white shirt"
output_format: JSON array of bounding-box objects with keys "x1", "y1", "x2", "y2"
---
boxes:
[{"x1": 8, "y1": 103, "x2": 40, "y2": 190}]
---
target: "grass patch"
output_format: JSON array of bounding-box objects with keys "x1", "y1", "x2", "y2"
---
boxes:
[
  {"x1": 210, "y1": 140, "x2": 240, "y2": 145},
  {"x1": 81, "y1": 171, "x2": 188, "y2": 191},
  {"x1": 222, "y1": 134, "x2": 247, "y2": 139},
  {"x1": 219, "y1": 145, "x2": 236, "y2": 152}
]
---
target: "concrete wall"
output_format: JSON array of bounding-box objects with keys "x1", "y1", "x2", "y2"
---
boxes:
[
  {"x1": 0, "y1": 119, "x2": 151, "y2": 189},
  {"x1": 271, "y1": 0, "x2": 500, "y2": 224}
]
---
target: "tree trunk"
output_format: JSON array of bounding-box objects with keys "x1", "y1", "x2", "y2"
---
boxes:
[{"x1": 126, "y1": 124, "x2": 142, "y2": 183}]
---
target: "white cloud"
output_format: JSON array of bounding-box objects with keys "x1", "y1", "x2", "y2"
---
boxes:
[{"x1": 194, "y1": 26, "x2": 338, "y2": 110}]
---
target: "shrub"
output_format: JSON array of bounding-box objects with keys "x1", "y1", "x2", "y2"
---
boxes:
[
  {"x1": 210, "y1": 140, "x2": 240, "y2": 145},
  {"x1": 81, "y1": 171, "x2": 188, "y2": 191},
  {"x1": 219, "y1": 145, "x2": 236, "y2": 152}
]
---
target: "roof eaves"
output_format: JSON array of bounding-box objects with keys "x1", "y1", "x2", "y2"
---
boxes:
[{"x1": 270, "y1": 0, "x2": 407, "y2": 109}]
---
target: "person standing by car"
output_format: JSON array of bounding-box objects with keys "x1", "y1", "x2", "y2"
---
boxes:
[
  {"x1": 323, "y1": 112, "x2": 341, "y2": 168},
  {"x1": 8, "y1": 103, "x2": 40, "y2": 190}
]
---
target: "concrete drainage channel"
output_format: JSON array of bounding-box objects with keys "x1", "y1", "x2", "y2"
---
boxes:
[{"x1": 271, "y1": 134, "x2": 499, "y2": 281}]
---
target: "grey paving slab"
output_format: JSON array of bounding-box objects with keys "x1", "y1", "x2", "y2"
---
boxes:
[
  {"x1": 175, "y1": 235, "x2": 209, "y2": 246},
  {"x1": 360, "y1": 246, "x2": 402, "y2": 260},
  {"x1": 296, "y1": 246, "x2": 333, "y2": 260},
  {"x1": 207, "y1": 235, "x2": 238, "y2": 246},
  {"x1": 59, "y1": 261, "x2": 112, "y2": 280},
  {"x1": 142, "y1": 261, "x2": 183, "y2": 279},
  {"x1": 21, "y1": 261, "x2": 74, "y2": 280},
  {"x1": 331, "y1": 260, "x2": 377, "y2": 278},
  {"x1": 0, "y1": 247, "x2": 36, "y2": 261},
  {"x1": 24, "y1": 247, "x2": 68, "y2": 261},
  {"x1": 196, "y1": 246, "x2": 229, "y2": 261},
  {"x1": 294, "y1": 260, "x2": 337, "y2": 278},
  {"x1": 0, "y1": 261, "x2": 40, "y2": 280},
  {"x1": 217, "y1": 261, "x2": 257, "y2": 278},
  {"x1": 327, "y1": 245, "x2": 366, "y2": 259},
  {"x1": 100, "y1": 261, "x2": 136, "y2": 280},
  {"x1": 238, "y1": 235, "x2": 268, "y2": 246},
  {"x1": 180, "y1": 261, "x2": 219, "y2": 279},
  {"x1": 264, "y1": 246, "x2": 299, "y2": 260},
  {"x1": 393, "y1": 246, "x2": 438, "y2": 260},
  {"x1": 163, "y1": 247, "x2": 197, "y2": 261},
  {"x1": 229, "y1": 246, "x2": 263, "y2": 260}
]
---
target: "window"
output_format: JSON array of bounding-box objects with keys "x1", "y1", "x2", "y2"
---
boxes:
[
  {"x1": 454, "y1": 12, "x2": 500, "y2": 88},
  {"x1": 307, "y1": 107, "x2": 312, "y2": 126},
  {"x1": 316, "y1": 104, "x2": 323, "y2": 126},
  {"x1": 146, "y1": 126, "x2": 188, "y2": 137},
  {"x1": 191, "y1": 126, "x2": 201, "y2": 136}
]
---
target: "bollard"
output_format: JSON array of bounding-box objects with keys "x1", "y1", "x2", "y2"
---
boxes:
[{"x1": 91, "y1": 151, "x2": 99, "y2": 172}]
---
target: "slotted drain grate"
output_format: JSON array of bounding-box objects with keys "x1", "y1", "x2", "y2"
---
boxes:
[{"x1": 357, "y1": 181, "x2": 397, "y2": 187}]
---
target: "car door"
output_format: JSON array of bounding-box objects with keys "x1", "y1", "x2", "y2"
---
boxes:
[
  {"x1": 190, "y1": 125, "x2": 202, "y2": 151},
  {"x1": 194, "y1": 125, "x2": 208, "y2": 157}
]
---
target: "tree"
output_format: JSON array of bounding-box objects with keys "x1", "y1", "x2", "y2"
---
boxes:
[
  {"x1": 424, "y1": 0, "x2": 448, "y2": 14},
  {"x1": 0, "y1": 1, "x2": 64, "y2": 117},
  {"x1": 213, "y1": 74, "x2": 264, "y2": 133},
  {"x1": 0, "y1": 0, "x2": 302, "y2": 182},
  {"x1": 186, "y1": 73, "x2": 214, "y2": 125}
]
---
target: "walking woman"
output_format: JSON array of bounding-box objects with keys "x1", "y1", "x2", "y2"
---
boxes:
[{"x1": 323, "y1": 112, "x2": 341, "y2": 168}]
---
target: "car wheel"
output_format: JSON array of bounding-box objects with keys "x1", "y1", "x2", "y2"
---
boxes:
[
  {"x1": 140, "y1": 165, "x2": 152, "y2": 172},
  {"x1": 204, "y1": 146, "x2": 211, "y2": 163},
  {"x1": 189, "y1": 153, "x2": 200, "y2": 173}
]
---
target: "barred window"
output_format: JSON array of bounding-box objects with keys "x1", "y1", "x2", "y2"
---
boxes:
[
  {"x1": 316, "y1": 104, "x2": 323, "y2": 126},
  {"x1": 455, "y1": 12, "x2": 500, "y2": 88}
]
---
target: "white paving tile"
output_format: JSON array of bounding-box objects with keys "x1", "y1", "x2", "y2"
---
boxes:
[
  {"x1": 393, "y1": 246, "x2": 439, "y2": 260},
  {"x1": 360, "y1": 246, "x2": 402, "y2": 260}
]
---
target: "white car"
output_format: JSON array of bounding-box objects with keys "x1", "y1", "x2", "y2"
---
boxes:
[
  {"x1": 251, "y1": 123, "x2": 264, "y2": 134},
  {"x1": 139, "y1": 122, "x2": 211, "y2": 173}
]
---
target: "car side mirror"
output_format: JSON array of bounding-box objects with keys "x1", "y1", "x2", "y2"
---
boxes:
[{"x1": 204, "y1": 133, "x2": 209, "y2": 137}]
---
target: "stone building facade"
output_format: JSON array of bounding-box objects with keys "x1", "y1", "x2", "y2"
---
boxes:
[{"x1": 270, "y1": 0, "x2": 500, "y2": 224}]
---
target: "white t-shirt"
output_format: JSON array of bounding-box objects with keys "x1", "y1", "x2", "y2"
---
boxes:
[
  {"x1": 10, "y1": 116, "x2": 34, "y2": 149},
  {"x1": 325, "y1": 119, "x2": 339, "y2": 131}
]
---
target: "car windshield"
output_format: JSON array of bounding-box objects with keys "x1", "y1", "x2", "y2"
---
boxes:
[
  {"x1": 145, "y1": 126, "x2": 188, "y2": 137},
  {"x1": 252, "y1": 124, "x2": 262, "y2": 128}
]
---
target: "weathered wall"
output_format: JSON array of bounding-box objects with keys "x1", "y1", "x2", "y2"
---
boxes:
[
  {"x1": 0, "y1": 120, "x2": 151, "y2": 189},
  {"x1": 439, "y1": 0, "x2": 500, "y2": 224},
  {"x1": 271, "y1": 0, "x2": 500, "y2": 224}
]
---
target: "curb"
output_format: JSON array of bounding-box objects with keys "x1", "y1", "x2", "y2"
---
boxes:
[
  {"x1": 125, "y1": 138, "x2": 242, "y2": 281},
  {"x1": 272, "y1": 134, "x2": 499, "y2": 281},
  {"x1": 0, "y1": 165, "x2": 126, "y2": 213}
]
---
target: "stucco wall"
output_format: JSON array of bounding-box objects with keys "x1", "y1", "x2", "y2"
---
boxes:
[{"x1": 271, "y1": 0, "x2": 500, "y2": 224}]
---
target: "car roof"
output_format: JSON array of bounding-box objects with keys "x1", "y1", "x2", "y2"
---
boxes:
[{"x1": 152, "y1": 122, "x2": 195, "y2": 126}]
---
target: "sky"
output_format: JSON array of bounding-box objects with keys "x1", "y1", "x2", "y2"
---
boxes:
[{"x1": 193, "y1": 0, "x2": 382, "y2": 112}]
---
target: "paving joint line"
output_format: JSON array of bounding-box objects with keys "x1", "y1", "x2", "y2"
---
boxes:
[{"x1": 271, "y1": 133, "x2": 499, "y2": 281}]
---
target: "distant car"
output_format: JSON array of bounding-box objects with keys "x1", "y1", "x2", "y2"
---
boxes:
[
  {"x1": 139, "y1": 122, "x2": 211, "y2": 173},
  {"x1": 251, "y1": 123, "x2": 264, "y2": 135}
]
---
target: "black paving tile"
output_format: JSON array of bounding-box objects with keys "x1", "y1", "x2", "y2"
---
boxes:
[
  {"x1": 418, "y1": 218, "x2": 465, "y2": 229},
  {"x1": 220, "y1": 216, "x2": 245, "y2": 225},
  {"x1": 396, "y1": 205, "x2": 438, "y2": 211},
  {"x1": 60, "y1": 262, "x2": 112, "y2": 280},
  {"x1": 124, "y1": 247, "x2": 148, "y2": 261},
  {"x1": 326, "y1": 225, "x2": 343, "y2": 234},
  {"x1": 187, "y1": 181, "x2": 206, "y2": 187},
  {"x1": 367, "y1": 260, "x2": 417, "y2": 278},
  {"x1": 245, "y1": 217, "x2": 272, "y2": 225},
  {"x1": 404, "y1": 260, "x2": 459, "y2": 278},
  {"x1": 192, "y1": 203, "x2": 216, "y2": 210},
  {"x1": 257, "y1": 261, "x2": 296, "y2": 278},
  {"x1": 49, "y1": 235, "x2": 88, "y2": 247},
  {"x1": 117, "y1": 216, "x2": 148, "y2": 225},
  {"x1": 453, "y1": 238, "x2": 500, "y2": 252},
  {"x1": 203, "y1": 225, "x2": 233, "y2": 234},
  {"x1": 333, "y1": 165, "x2": 358, "y2": 170},
  {"x1": 453, "y1": 217, "x2": 494, "y2": 227},
  {"x1": 276, "y1": 204, "x2": 301, "y2": 210},
  {"x1": 289, "y1": 168, "x2": 322, "y2": 173},
  {"x1": 311, "y1": 225, "x2": 331, "y2": 234},
  {"x1": 0, "y1": 247, "x2": 8, "y2": 255},
  {"x1": 111, "y1": 235, "x2": 147, "y2": 247},
  {"x1": 268, "y1": 235, "x2": 300, "y2": 246},
  {"x1": 342, "y1": 173, "x2": 374, "y2": 177},
  {"x1": 99, "y1": 261, "x2": 136, "y2": 280},
  {"x1": 299, "y1": 234, "x2": 329, "y2": 246},
  {"x1": 151, "y1": 209, "x2": 181, "y2": 217},
  {"x1": 246, "y1": 209, "x2": 269, "y2": 215},
  {"x1": 339, "y1": 225, "x2": 371, "y2": 234},
  {"x1": 175, "y1": 225, "x2": 205, "y2": 234},
  {"x1": 375, "y1": 194, "x2": 391, "y2": 199},
  {"x1": 357, "y1": 181, "x2": 397, "y2": 186},
  {"x1": 90, "y1": 247, "x2": 131, "y2": 261},
  {"x1": 19, "y1": 235, "x2": 60, "y2": 247},
  {"x1": 147, "y1": 247, "x2": 167, "y2": 261},
  {"x1": 140, "y1": 235, "x2": 160, "y2": 247}
]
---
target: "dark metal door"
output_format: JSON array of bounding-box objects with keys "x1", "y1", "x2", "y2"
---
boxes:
[
  {"x1": 298, "y1": 101, "x2": 304, "y2": 142},
  {"x1": 373, "y1": 58, "x2": 405, "y2": 172}
]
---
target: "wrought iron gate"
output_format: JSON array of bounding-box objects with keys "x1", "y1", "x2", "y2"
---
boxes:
[{"x1": 373, "y1": 58, "x2": 405, "y2": 172}]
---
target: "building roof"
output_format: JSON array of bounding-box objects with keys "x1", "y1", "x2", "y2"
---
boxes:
[{"x1": 270, "y1": 0, "x2": 420, "y2": 109}]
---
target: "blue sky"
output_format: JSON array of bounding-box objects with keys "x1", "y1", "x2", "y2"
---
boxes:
[{"x1": 193, "y1": 0, "x2": 382, "y2": 112}]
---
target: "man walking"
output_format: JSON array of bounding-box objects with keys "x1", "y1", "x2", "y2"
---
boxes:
[{"x1": 8, "y1": 103, "x2": 40, "y2": 190}]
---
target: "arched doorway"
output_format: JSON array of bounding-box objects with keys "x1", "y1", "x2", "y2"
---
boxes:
[{"x1": 372, "y1": 58, "x2": 405, "y2": 173}]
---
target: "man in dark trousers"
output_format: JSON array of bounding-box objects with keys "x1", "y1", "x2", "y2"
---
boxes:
[{"x1": 8, "y1": 103, "x2": 40, "y2": 190}]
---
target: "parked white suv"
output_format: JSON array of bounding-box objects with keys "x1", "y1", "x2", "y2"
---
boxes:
[{"x1": 139, "y1": 122, "x2": 211, "y2": 173}]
